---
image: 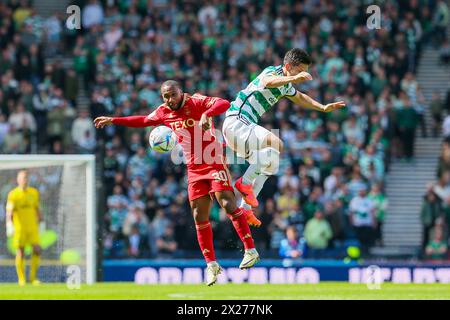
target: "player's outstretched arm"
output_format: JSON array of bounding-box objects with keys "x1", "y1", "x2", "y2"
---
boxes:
[
  {"x1": 287, "y1": 91, "x2": 346, "y2": 113},
  {"x1": 262, "y1": 71, "x2": 313, "y2": 88},
  {"x1": 94, "y1": 115, "x2": 161, "y2": 128}
]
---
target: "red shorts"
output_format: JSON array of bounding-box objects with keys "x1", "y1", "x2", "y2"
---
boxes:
[{"x1": 187, "y1": 167, "x2": 234, "y2": 201}]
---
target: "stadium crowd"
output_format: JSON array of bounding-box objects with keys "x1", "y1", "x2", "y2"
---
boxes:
[
  {"x1": 422, "y1": 102, "x2": 450, "y2": 261},
  {"x1": 1, "y1": 0, "x2": 449, "y2": 260}
]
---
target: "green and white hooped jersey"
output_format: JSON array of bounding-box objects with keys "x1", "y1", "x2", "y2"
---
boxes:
[{"x1": 226, "y1": 65, "x2": 297, "y2": 123}]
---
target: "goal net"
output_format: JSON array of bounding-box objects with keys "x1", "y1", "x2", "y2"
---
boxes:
[{"x1": 0, "y1": 155, "x2": 96, "y2": 284}]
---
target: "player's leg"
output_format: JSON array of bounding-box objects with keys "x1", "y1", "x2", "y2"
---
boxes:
[
  {"x1": 212, "y1": 174, "x2": 259, "y2": 269},
  {"x1": 190, "y1": 194, "x2": 215, "y2": 263},
  {"x1": 30, "y1": 245, "x2": 41, "y2": 285},
  {"x1": 238, "y1": 127, "x2": 282, "y2": 208},
  {"x1": 222, "y1": 116, "x2": 274, "y2": 227},
  {"x1": 248, "y1": 128, "x2": 283, "y2": 179},
  {"x1": 222, "y1": 116, "x2": 273, "y2": 224},
  {"x1": 13, "y1": 230, "x2": 26, "y2": 286},
  {"x1": 15, "y1": 247, "x2": 26, "y2": 286},
  {"x1": 214, "y1": 190, "x2": 257, "y2": 251},
  {"x1": 222, "y1": 116, "x2": 260, "y2": 208},
  {"x1": 248, "y1": 131, "x2": 283, "y2": 197},
  {"x1": 189, "y1": 182, "x2": 221, "y2": 286},
  {"x1": 28, "y1": 226, "x2": 41, "y2": 284}
]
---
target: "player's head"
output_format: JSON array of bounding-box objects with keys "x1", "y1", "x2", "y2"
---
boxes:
[
  {"x1": 160, "y1": 80, "x2": 183, "y2": 110},
  {"x1": 17, "y1": 170, "x2": 29, "y2": 188},
  {"x1": 283, "y1": 48, "x2": 312, "y2": 76}
]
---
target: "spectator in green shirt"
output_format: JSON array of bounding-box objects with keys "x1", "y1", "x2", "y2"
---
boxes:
[
  {"x1": 368, "y1": 183, "x2": 388, "y2": 246},
  {"x1": 425, "y1": 227, "x2": 448, "y2": 260},
  {"x1": 428, "y1": 216, "x2": 449, "y2": 246},
  {"x1": 304, "y1": 209, "x2": 333, "y2": 258},
  {"x1": 420, "y1": 189, "x2": 443, "y2": 251}
]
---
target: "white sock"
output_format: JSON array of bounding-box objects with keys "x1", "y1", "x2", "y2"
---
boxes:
[
  {"x1": 253, "y1": 174, "x2": 269, "y2": 196},
  {"x1": 242, "y1": 163, "x2": 259, "y2": 185},
  {"x1": 242, "y1": 148, "x2": 266, "y2": 184}
]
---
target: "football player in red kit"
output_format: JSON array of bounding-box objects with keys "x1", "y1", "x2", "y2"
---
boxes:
[{"x1": 94, "y1": 80, "x2": 259, "y2": 286}]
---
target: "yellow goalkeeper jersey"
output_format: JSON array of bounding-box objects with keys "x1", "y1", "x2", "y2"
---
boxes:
[{"x1": 6, "y1": 186, "x2": 40, "y2": 230}]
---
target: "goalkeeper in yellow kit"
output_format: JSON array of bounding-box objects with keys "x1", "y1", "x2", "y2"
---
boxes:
[{"x1": 6, "y1": 170, "x2": 42, "y2": 286}]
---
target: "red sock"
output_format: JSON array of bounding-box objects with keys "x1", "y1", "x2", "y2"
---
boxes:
[
  {"x1": 195, "y1": 221, "x2": 216, "y2": 263},
  {"x1": 227, "y1": 208, "x2": 255, "y2": 250}
]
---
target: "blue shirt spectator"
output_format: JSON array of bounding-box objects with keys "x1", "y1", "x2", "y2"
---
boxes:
[{"x1": 279, "y1": 226, "x2": 306, "y2": 259}]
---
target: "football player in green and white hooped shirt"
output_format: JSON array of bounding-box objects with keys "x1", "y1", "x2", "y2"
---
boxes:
[{"x1": 222, "y1": 48, "x2": 346, "y2": 227}]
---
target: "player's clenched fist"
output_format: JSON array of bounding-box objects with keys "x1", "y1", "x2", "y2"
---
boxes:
[
  {"x1": 94, "y1": 116, "x2": 113, "y2": 128},
  {"x1": 199, "y1": 113, "x2": 211, "y2": 131}
]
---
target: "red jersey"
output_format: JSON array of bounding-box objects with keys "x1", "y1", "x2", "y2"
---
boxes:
[{"x1": 117, "y1": 93, "x2": 229, "y2": 183}]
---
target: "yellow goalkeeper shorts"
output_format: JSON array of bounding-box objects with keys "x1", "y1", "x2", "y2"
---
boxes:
[{"x1": 13, "y1": 226, "x2": 40, "y2": 249}]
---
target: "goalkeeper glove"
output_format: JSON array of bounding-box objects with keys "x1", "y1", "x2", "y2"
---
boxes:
[
  {"x1": 39, "y1": 221, "x2": 46, "y2": 234},
  {"x1": 6, "y1": 220, "x2": 14, "y2": 237}
]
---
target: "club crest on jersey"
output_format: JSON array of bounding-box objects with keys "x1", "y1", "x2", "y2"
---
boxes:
[{"x1": 170, "y1": 118, "x2": 196, "y2": 131}]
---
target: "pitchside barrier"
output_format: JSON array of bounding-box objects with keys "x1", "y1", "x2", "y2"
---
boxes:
[{"x1": 102, "y1": 259, "x2": 450, "y2": 284}]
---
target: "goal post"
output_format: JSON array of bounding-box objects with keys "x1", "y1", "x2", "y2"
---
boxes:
[{"x1": 0, "y1": 155, "x2": 97, "y2": 284}]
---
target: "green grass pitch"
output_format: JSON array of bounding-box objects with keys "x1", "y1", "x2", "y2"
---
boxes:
[{"x1": 1, "y1": 282, "x2": 450, "y2": 299}]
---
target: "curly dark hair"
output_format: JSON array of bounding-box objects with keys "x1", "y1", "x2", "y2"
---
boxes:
[{"x1": 283, "y1": 48, "x2": 312, "y2": 66}]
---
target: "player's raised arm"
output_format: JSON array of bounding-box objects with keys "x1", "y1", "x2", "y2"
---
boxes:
[
  {"x1": 261, "y1": 71, "x2": 312, "y2": 88},
  {"x1": 94, "y1": 110, "x2": 163, "y2": 129},
  {"x1": 287, "y1": 90, "x2": 346, "y2": 113}
]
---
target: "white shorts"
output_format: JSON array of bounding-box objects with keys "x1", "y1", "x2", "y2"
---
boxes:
[{"x1": 222, "y1": 115, "x2": 272, "y2": 159}]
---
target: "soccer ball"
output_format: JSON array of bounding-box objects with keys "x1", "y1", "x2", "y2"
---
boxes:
[{"x1": 149, "y1": 126, "x2": 176, "y2": 153}]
